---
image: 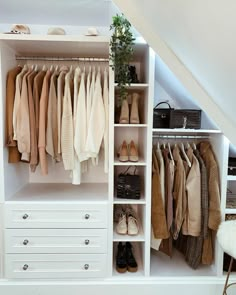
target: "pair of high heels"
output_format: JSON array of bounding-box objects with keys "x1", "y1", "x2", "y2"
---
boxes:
[
  {"x1": 119, "y1": 93, "x2": 140, "y2": 124},
  {"x1": 117, "y1": 140, "x2": 139, "y2": 162}
]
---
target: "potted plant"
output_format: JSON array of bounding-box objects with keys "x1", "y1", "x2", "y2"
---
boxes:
[{"x1": 110, "y1": 14, "x2": 135, "y2": 102}]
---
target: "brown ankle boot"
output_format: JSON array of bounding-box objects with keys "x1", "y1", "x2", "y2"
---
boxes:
[
  {"x1": 119, "y1": 98, "x2": 129, "y2": 124},
  {"x1": 130, "y1": 93, "x2": 140, "y2": 124}
]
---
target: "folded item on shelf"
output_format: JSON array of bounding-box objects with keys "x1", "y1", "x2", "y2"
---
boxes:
[{"x1": 5, "y1": 24, "x2": 31, "y2": 34}]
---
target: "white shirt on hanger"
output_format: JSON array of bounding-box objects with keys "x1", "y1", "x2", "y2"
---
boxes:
[
  {"x1": 85, "y1": 68, "x2": 105, "y2": 159},
  {"x1": 61, "y1": 68, "x2": 74, "y2": 170}
]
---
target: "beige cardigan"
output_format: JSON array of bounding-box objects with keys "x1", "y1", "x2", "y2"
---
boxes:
[{"x1": 38, "y1": 70, "x2": 52, "y2": 175}]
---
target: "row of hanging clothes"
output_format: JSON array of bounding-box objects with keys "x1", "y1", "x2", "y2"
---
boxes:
[
  {"x1": 5, "y1": 58, "x2": 109, "y2": 185},
  {"x1": 151, "y1": 136, "x2": 221, "y2": 269}
]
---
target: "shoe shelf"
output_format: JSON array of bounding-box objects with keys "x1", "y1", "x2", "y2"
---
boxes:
[
  {"x1": 113, "y1": 226, "x2": 145, "y2": 242},
  {"x1": 114, "y1": 83, "x2": 149, "y2": 90},
  {"x1": 113, "y1": 195, "x2": 146, "y2": 205},
  {"x1": 113, "y1": 158, "x2": 147, "y2": 166},
  {"x1": 114, "y1": 124, "x2": 148, "y2": 128},
  {"x1": 112, "y1": 242, "x2": 144, "y2": 277}
]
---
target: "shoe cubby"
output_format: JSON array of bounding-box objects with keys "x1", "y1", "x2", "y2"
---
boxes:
[
  {"x1": 114, "y1": 128, "x2": 148, "y2": 165},
  {"x1": 113, "y1": 165, "x2": 146, "y2": 203},
  {"x1": 113, "y1": 204, "x2": 145, "y2": 241},
  {"x1": 113, "y1": 241, "x2": 144, "y2": 277},
  {"x1": 114, "y1": 88, "x2": 149, "y2": 125}
]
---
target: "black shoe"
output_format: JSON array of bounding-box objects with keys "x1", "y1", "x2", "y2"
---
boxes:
[
  {"x1": 116, "y1": 242, "x2": 127, "y2": 273},
  {"x1": 126, "y1": 242, "x2": 138, "y2": 272}
]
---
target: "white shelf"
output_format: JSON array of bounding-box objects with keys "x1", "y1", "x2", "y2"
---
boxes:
[
  {"x1": 113, "y1": 225, "x2": 145, "y2": 242},
  {"x1": 114, "y1": 158, "x2": 146, "y2": 166},
  {"x1": 0, "y1": 34, "x2": 109, "y2": 58},
  {"x1": 227, "y1": 175, "x2": 236, "y2": 181},
  {"x1": 113, "y1": 196, "x2": 146, "y2": 205},
  {"x1": 225, "y1": 208, "x2": 236, "y2": 214},
  {"x1": 150, "y1": 249, "x2": 217, "y2": 277},
  {"x1": 115, "y1": 83, "x2": 149, "y2": 90},
  {"x1": 152, "y1": 128, "x2": 221, "y2": 135},
  {"x1": 114, "y1": 124, "x2": 148, "y2": 128},
  {"x1": 6, "y1": 183, "x2": 108, "y2": 203}
]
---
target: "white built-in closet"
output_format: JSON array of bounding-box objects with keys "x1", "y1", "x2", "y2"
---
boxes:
[{"x1": 0, "y1": 34, "x2": 231, "y2": 295}]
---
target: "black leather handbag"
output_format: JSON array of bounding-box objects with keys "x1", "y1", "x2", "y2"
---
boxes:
[
  {"x1": 153, "y1": 101, "x2": 173, "y2": 128},
  {"x1": 117, "y1": 167, "x2": 140, "y2": 199}
]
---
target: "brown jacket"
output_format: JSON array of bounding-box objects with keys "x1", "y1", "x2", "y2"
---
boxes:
[
  {"x1": 151, "y1": 149, "x2": 169, "y2": 239},
  {"x1": 200, "y1": 141, "x2": 221, "y2": 265},
  {"x1": 31, "y1": 70, "x2": 46, "y2": 172},
  {"x1": 199, "y1": 142, "x2": 221, "y2": 230},
  {"x1": 5, "y1": 66, "x2": 22, "y2": 163},
  {"x1": 38, "y1": 70, "x2": 52, "y2": 175},
  {"x1": 27, "y1": 70, "x2": 38, "y2": 169}
]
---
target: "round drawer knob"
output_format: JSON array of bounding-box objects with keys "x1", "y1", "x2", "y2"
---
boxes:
[
  {"x1": 84, "y1": 264, "x2": 89, "y2": 270},
  {"x1": 22, "y1": 264, "x2": 28, "y2": 271},
  {"x1": 85, "y1": 214, "x2": 90, "y2": 220},
  {"x1": 85, "y1": 239, "x2": 90, "y2": 245},
  {"x1": 22, "y1": 214, "x2": 29, "y2": 220},
  {"x1": 23, "y1": 239, "x2": 29, "y2": 245}
]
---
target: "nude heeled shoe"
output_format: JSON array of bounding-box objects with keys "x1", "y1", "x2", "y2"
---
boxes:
[
  {"x1": 130, "y1": 93, "x2": 140, "y2": 124},
  {"x1": 129, "y1": 140, "x2": 139, "y2": 162},
  {"x1": 117, "y1": 140, "x2": 129, "y2": 162},
  {"x1": 119, "y1": 98, "x2": 129, "y2": 124}
]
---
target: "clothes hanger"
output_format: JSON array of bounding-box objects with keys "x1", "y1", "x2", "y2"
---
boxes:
[
  {"x1": 168, "y1": 142, "x2": 175, "y2": 166},
  {"x1": 180, "y1": 142, "x2": 191, "y2": 167},
  {"x1": 50, "y1": 65, "x2": 54, "y2": 72},
  {"x1": 192, "y1": 142, "x2": 197, "y2": 150},
  {"x1": 42, "y1": 65, "x2": 47, "y2": 71}
]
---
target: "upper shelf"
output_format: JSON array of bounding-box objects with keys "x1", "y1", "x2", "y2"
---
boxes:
[
  {"x1": 0, "y1": 34, "x2": 109, "y2": 58},
  {"x1": 152, "y1": 128, "x2": 222, "y2": 136}
]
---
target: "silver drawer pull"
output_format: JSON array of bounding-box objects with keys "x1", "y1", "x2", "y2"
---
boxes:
[
  {"x1": 85, "y1": 239, "x2": 90, "y2": 245},
  {"x1": 22, "y1": 214, "x2": 29, "y2": 220},
  {"x1": 85, "y1": 214, "x2": 90, "y2": 220},
  {"x1": 23, "y1": 239, "x2": 29, "y2": 245},
  {"x1": 84, "y1": 264, "x2": 89, "y2": 270},
  {"x1": 22, "y1": 264, "x2": 28, "y2": 271}
]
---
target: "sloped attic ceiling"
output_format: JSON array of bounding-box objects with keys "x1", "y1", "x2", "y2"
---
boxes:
[{"x1": 113, "y1": 0, "x2": 236, "y2": 146}]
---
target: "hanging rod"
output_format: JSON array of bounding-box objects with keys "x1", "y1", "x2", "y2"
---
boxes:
[
  {"x1": 15, "y1": 56, "x2": 109, "y2": 62},
  {"x1": 152, "y1": 135, "x2": 209, "y2": 139}
]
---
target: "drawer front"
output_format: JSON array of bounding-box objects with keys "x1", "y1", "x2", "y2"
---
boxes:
[
  {"x1": 5, "y1": 254, "x2": 107, "y2": 279},
  {"x1": 5, "y1": 203, "x2": 107, "y2": 228},
  {"x1": 5, "y1": 229, "x2": 107, "y2": 254}
]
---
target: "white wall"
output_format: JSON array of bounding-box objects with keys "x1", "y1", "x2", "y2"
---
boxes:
[{"x1": 113, "y1": 0, "x2": 236, "y2": 146}]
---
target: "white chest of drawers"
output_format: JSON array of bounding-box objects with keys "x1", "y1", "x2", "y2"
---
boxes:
[{"x1": 4, "y1": 202, "x2": 108, "y2": 279}]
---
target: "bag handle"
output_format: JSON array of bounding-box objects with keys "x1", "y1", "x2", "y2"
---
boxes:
[
  {"x1": 121, "y1": 166, "x2": 137, "y2": 175},
  {"x1": 154, "y1": 101, "x2": 171, "y2": 109}
]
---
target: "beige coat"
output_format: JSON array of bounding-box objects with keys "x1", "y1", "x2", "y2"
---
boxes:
[
  {"x1": 16, "y1": 69, "x2": 32, "y2": 161},
  {"x1": 182, "y1": 147, "x2": 201, "y2": 237},
  {"x1": 5, "y1": 66, "x2": 22, "y2": 163},
  {"x1": 172, "y1": 145, "x2": 187, "y2": 240},
  {"x1": 38, "y1": 70, "x2": 52, "y2": 175},
  {"x1": 46, "y1": 70, "x2": 59, "y2": 160}
]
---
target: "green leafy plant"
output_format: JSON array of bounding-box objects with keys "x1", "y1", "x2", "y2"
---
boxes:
[{"x1": 110, "y1": 14, "x2": 135, "y2": 102}]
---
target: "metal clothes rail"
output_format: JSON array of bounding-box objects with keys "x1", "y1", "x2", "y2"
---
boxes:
[{"x1": 15, "y1": 56, "x2": 109, "y2": 62}]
